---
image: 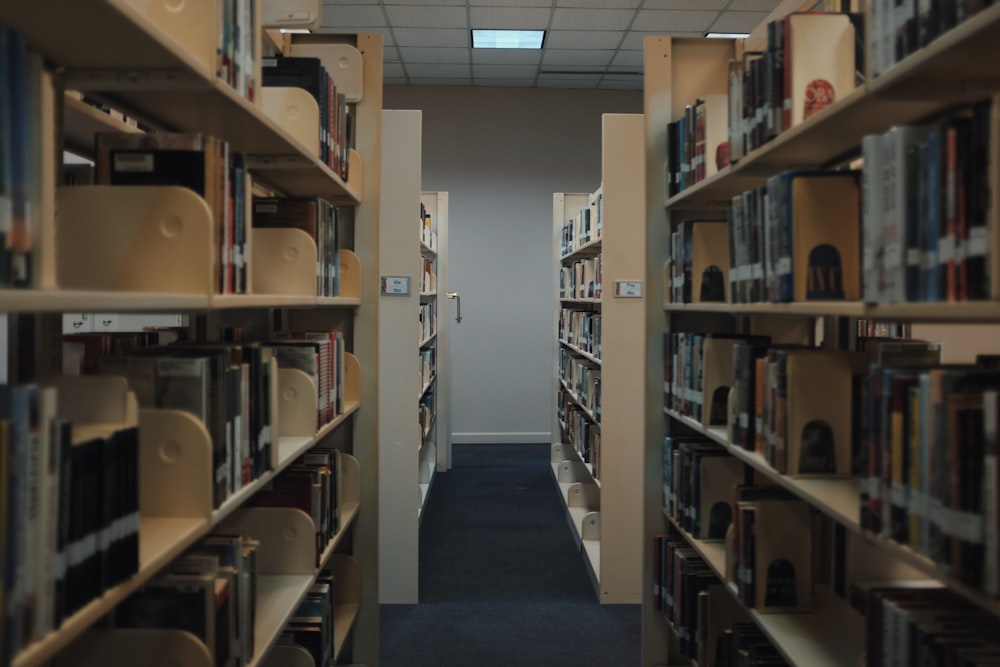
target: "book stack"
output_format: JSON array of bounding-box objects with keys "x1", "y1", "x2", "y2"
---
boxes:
[
  {"x1": 559, "y1": 257, "x2": 602, "y2": 300},
  {"x1": 712, "y1": 622, "x2": 789, "y2": 667},
  {"x1": 114, "y1": 534, "x2": 260, "y2": 667},
  {"x1": 861, "y1": 101, "x2": 992, "y2": 303},
  {"x1": 559, "y1": 196, "x2": 601, "y2": 256},
  {"x1": 420, "y1": 347, "x2": 435, "y2": 391},
  {"x1": 558, "y1": 350, "x2": 601, "y2": 420},
  {"x1": 262, "y1": 55, "x2": 351, "y2": 181},
  {"x1": 871, "y1": 0, "x2": 994, "y2": 78},
  {"x1": 419, "y1": 389, "x2": 435, "y2": 437},
  {"x1": 0, "y1": 384, "x2": 140, "y2": 663},
  {"x1": 559, "y1": 309, "x2": 602, "y2": 359},
  {"x1": 653, "y1": 534, "x2": 719, "y2": 657},
  {"x1": 216, "y1": 0, "x2": 259, "y2": 103},
  {"x1": 730, "y1": 486, "x2": 814, "y2": 613},
  {"x1": 668, "y1": 220, "x2": 730, "y2": 303},
  {"x1": 420, "y1": 302, "x2": 436, "y2": 342},
  {"x1": 249, "y1": 447, "x2": 341, "y2": 561},
  {"x1": 663, "y1": 436, "x2": 742, "y2": 541},
  {"x1": 253, "y1": 197, "x2": 342, "y2": 297},
  {"x1": 559, "y1": 387, "x2": 600, "y2": 477},
  {"x1": 99, "y1": 340, "x2": 277, "y2": 507},
  {"x1": 62, "y1": 328, "x2": 187, "y2": 374},
  {"x1": 0, "y1": 24, "x2": 47, "y2": 288},
  {"x1": 859, "y1": 360, "x2": 1000, "y2": 592},
  {"x1": 95, "y1": 132, "x2": 251, "y2": 295},
  {"x1": 275, "y1": 572, "x2": 336, "y2": 667},
  {"x1": 728, "y1": 12, "x2": 860, "y2": 162},
  {"x1": 665, "y1": 95, "x2": 728, "y2": 195},
  {"x1": 421, "y1": 256, "x2": 435, "y2": 294}
]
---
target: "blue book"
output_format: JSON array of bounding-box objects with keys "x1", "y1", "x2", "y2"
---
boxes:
[{"x1": 923, "y1": 129, "x2": 941, "y2": 301}]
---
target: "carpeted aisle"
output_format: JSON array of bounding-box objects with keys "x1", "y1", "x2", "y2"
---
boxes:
[{"x1": 379, "y1": 443, "x2": 641, "y2": 666}]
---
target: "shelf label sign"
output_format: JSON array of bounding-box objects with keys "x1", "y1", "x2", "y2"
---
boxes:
[
  {"x1": 381, "y1": 275, "x2": 411, "y2": 296},
  {"x1": 614, "y1": 280, "x2": 643, "y2": 298}
]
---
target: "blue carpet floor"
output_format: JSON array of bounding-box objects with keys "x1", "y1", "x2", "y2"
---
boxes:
[{"x1": 379, "y1": 443, "x2": 641, "y2": 666}]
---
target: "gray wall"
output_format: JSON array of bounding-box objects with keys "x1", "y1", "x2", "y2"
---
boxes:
[{"x1": 384, "y1": 85, "x2": 642, "y2": 444}]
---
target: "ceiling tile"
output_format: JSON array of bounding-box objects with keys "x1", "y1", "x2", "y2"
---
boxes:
[
  {"x1": 474, "y1": 78, "x2": 538, "y2": 86},
  {"x1": 384, "y1": 62, "x2": 406, "y2": 77},
  {"x1": 393, "y1": 27, "x2": 470, "y2": 47},
  {"x1": 398, "y1": 46, "x2": 471, "y2": 63},
  {"x1": 727, "y1": 0, "x2": 783, "y2": 10},
  {"x1": 470, "y1": 0, "x2": 551, "y2": 6},
  {"x1": 556, "y1": 0, "x2": 640, "y2": 7},
  {"x1": 610, "y1": 50, "x2": 642, "y2": 67},
  {"x1": 544, "y1": 30, "x2": 625, "y2": 50},
  {"x1": 320, "y1": 5, "x2": 386, "y2": 27},
  {"x1": 708, "y1": 10, "x2": 770, "y2": 33},
  {"x1": 406, "y1": 63, "x2": 472, "y2": 77},
  {"x1": 542, "y1": 49, "x2": 614, "y2": 67},
  {"x1": 632, "y1": 10, "x2": 718, "y2": 32},
  {"x1": 642, "y1": 0, "x2": 729, "y2": 9},
  {"x1": 550, "y1": 8, "x2": 636, "y2": 31},
  {"x1": 469, "y1": 7, "x2": 552, "y2": 29},
  {"x1": 619, "y1": 30, "x2": 701, "y2": 49},
  {"x1": 409, "y1": 77, "x2": 473, "y2": 85},
  {"x1": 385, "y1": 5, "x2": 468, "y2": 29},
  {"x1": 473, "y1": 63, "x2": 541, "y2": 78},
  {"x1": 537, "y1": 77, "x2": 601, "y2": 88},
  {"x1": 472, "y1": 49, "x2": 542, "y2": 64}
]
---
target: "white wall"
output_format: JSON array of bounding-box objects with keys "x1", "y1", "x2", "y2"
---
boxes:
[{"x1": 384, "y1": 85, "x2": 642, "y2": 444}]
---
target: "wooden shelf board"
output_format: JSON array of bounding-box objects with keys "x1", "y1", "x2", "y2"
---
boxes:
[
  {"x1": 249, "y1": 158, "x2": 360, "y2": 202},
  {"x1": 665, "y1": 410, "x2": 861, "y2": 531},
  {"x1": 333, "y1": 603, "x2": 361, "y2": 661},
  {"x1": 315, "y1": 296, "x2": 362, "y2": 308},
  {"x1": 871, "y1": 3, "x2": 1000, "y2": 106},
  {"x1": 560, "y1": 238, "x2": 603, "y2": 263},
  {"x1": 211, "y1": 294, "x2": 318, "y2": 309},
  {"x1": 63, "y1": 93, "x2": 142, "y2": 157},
  {"x1": 420, "y1": 241, "x2": 436, "y2": 256},
  {"x1": 247, "y1": 574, "x2": 316, "y2": 667},
  {"x1": 868, "y1": 301, "x2": 1000, "y2": 322},
  {"x1": 12, "y1": 516, "x2": 208, "y2": 667},
  {"x1": 420, "y1": 376, "x2": 436, "y2": 400},
  {"x1": 420, "y1": 332, "x2": 437, "y2": 348},
  {"x1": 0, "y1": 289, "x2": 208, "y2": 313},
  {"x1": 318, "y1": 501, "x2": 361, "y2": 571},
  {"x1": 560, "y1": 297, "x2": 602, "y2": 305},
  {"x1": 582, "y1": 539, "x2": 601, "y2": 584},
  {"x1": 559, "y1": 339, "x2": 602, "y2": 366},
  {"x1": 663, "y1": 300, "x2": 867, "y2": 318},
  {"x1": 213, "y1": 475, "x2": 272, "y2": 527}
]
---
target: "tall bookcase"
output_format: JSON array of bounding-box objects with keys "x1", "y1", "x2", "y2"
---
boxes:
[
  {"x1": 642, "y1": 3, "x2": 1000, "y2": 664},
  {"x1": 551, "y1": 113, "x2": 645, "y2": 604},
  {"x1": 0, "y1": 4, "x2": 382, "y2": 666},
  {"x1": 420, "y1": 191, "x2": 451, "y2": 477}
]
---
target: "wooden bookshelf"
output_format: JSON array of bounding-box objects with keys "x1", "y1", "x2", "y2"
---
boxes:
[
  {"x1": 0, "y1": 6, "x2": 384, "y2": 666},
  {"x1": 551, "y1": 113, "x2": 646, "y2": 604},
  {"x1": 642, "y1": 11, "x2": 1000, "y2": 664},
  {"x1": 421, "y1": 190, "x2": 452, "y2": 477}
]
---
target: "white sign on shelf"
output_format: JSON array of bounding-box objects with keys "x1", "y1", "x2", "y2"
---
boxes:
[
  {"x1": 381, "y1": 275, "x2": 411, "y2": 296},
  {"x1": 614, "y1": 280, "x2": 643, "y2": 298}
]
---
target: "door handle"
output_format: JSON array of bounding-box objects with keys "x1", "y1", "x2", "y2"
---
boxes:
[{"x1": 447, "y1": 292, "x2": 462, "y2": 323}]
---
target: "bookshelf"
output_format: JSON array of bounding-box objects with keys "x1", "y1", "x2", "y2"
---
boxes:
[
  {"x1": 0, "y1": 5, "x2": 382, "y2": 666},
  {"x1": 552, "y1": 113, "x2": 645, "y2": 604},
  {"x1": 420, "y1": 191, "x2": 451, "y2": 476},
  {"x1": 642, "y1": 3, "x2": 1000, "y2": 663}
]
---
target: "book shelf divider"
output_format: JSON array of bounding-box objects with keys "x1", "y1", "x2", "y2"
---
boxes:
[
  {"x1": 117, "y1": 0, "x2": 218, "y2": 80},
  {"x1": 138, "y1": 408, "x2": 214, "y2": 521},
  {"x1": 56, "y1": 186, "x2": 215, "y2": 294},
  {"x1": 338, "y1": 249, "x2": 362, "y2": 301},
  {"x1": 287, "y1": 43, "x2": 365, "y2": 103},
  {"x1": 260, "y1": 86, "x2": 320, "y2": 153},
  {"x1": 56, "y1": 628, "x2": 213, "y2": 667},
  {"x1": 276, "y1": 368, "x2": 319, "y2": 438},
  {"x1": 262, "y1": 644, "x2": 314, "y2": 667},
  {"x1": 220, "y1": 506, "x2": 316, "y2": 575},
  {"x1": 250, "y1": 227, "x2": 318, "y2": 296}
]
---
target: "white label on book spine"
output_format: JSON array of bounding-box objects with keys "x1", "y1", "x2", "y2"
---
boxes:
[
  {"x1": 739, "y1": 414, "x2": 748, "y2": 429},
  {"x1": 906, "y1": 248, "x2": 921, "y2": 266},
  {"x1": 114, "y1": 153, "x2": 155, "y2": 172},
  {"x1": 969, "y1": 227, "x2": 988, "y2": 257},
  {"x1": 938, "y1": 236, "x2": 956, "y2": 263},
  {"x1": 738, "y1": 566, "x2": 753, "y2": 585},
  {"x1": 889, "y1": 483, "x2": 907, "y2": 507},
  {"x1": 752, "y1": 263, "x2": 763, "y2": 280}
]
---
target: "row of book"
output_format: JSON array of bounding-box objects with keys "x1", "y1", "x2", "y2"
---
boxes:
[
  {"x1": 262, "y1": 55, "x2": 352, "y2": 181},
  {"x1": 0, "y1": 384, "x2": 139, "y2": 664},
  {"x1": 559, "y1": 194, "x2": 602, "y2": 258},
  {"x1": 420, "y1": 302, "x2": 436, "y2": 343},
  {"x1": 653, "y1": 534, "x2": 790, "y2": 665},
  {"x1": 862, "y1": 101, "x2": 991, "y2": 303},
  {"x1": 558, "y1": 350, "x2": 601, "y2": 422},
  {"x1": 0, "y1": 25, "x2": 43, "y2": 288},
  {"x1": 218, "y1": 0, "x2": 258, "y2": 104},
  {"x1": 666, "y1": 95, "x2": 727, "y2": 195},
  {"x1": 559, "y1": 257, "x2": 602, "y2": 301},
  {"x1": 419, "y1": 388, "x2": 435, "y2": 439},
  {"x1": 253, "y1": 197, "x2": 343, "y2": 297},
  {"x1": 419, "y1": 202, "x2": 437, "y2": 252},
  {"x1": 421, "y1": 256, "x2": 435, "y2": 295},
  {"x1": 114, "y1": 533, "x2": 259, "y2": 667},
  {"x1": 725, "y1": 12, "x2": 861, "y2": 165},
  {"x1": 668, "y1": 220, "x2": 728, "y2": 303},
  {"x1": 420, "y1": 347, "x2": 435, "y2": 392},
  {"x1": 274, "y1": 573, "x2": 338, "y2": 667},
  {"x1": 663, "y1": 436, "x2": 742, "y2": 541},
  {"x1": 95, "y1": 132, "x2": 251, "y2": 295},
  {"x1": 558, "y1": 310, "x2": 601, "y2": 360},
  {"x1": 859, "y1": 356, "x2": 1000, "y2": 594},
  {"x1": 559, "y1": 392, "x2": 601, "y2": 479},
  {"x1": 871, "y1": 0, "x2": 997, "y2": 78}
]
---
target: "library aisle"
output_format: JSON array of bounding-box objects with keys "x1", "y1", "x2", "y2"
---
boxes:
[{"x1": 380, "y1": 443, "x2": 639, "y2": 665}]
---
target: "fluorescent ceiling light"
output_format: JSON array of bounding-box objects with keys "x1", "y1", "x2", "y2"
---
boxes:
[
  {"x1": 472, "y1": 29, "x2": 545, "y2": 49},
  {"x1": 705, "y1": 32, "x2": 749, "y2": 39}
]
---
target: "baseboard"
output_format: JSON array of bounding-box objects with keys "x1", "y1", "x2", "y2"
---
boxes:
[{"x1": 452, "y1": 432, "x2": 551, "y2": 444}]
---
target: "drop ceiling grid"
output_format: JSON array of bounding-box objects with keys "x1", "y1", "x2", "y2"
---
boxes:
[{"x1": 319, "y1": 0, "x2": 782, "y2": 88}]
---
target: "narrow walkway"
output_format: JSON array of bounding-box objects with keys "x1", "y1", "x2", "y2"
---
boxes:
[{"x1": 380, "y1": 443, "x2": 641, "y2": 666}]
